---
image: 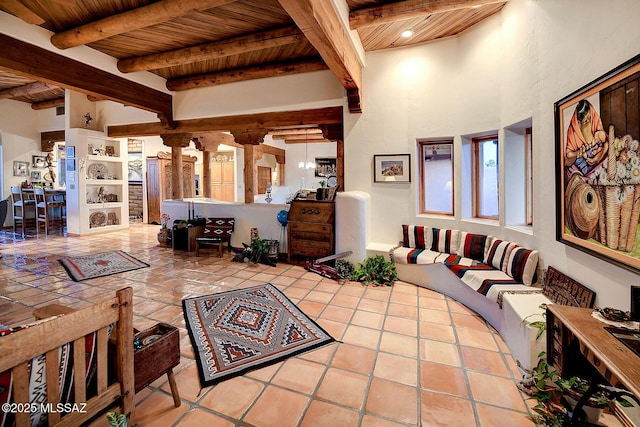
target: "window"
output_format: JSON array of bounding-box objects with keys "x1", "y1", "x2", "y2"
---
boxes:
[
  {"x1": 525, "y1": 127, "x2": 533, "y2": 226},
  {"x1": 473, "y1": 135, "x2": 498, "y2": 219},
  {"x1": 419, "y1": 139, "x2": 454, "y2": 215}
]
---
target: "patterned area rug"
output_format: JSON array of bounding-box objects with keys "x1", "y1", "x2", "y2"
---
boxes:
[
  {"x1": 183, "y1": 283, "x2": 335, "y2": 387},
  {"x1": 59, "y1": 250, "x2": 149, "y2": 281}
]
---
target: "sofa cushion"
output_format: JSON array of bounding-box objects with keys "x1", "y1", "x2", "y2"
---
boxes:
[
  {"x1": 458, "y1": 268, "x2": 537, "y2": 304},
  {"x1": 457, "y1": 232, "x2": 492, "y2": 262},
  {"x1": 402, "y1": 224, "x2": 430, "y2": 249},
  {"x1": 484, "y1": 239, "x2": 518, "y2": 270},
  {"x1": 393, "y1": 247, "x2": 450, "y2": 265},
  {"x1": 431, "y1": 228, "x2": 461, "y2": 253},
  {"x1": 503, "y1": 248, "x2": 539, "y2": 286}
]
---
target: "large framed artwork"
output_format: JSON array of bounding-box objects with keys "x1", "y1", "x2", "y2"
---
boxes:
[
  {"x1": 555, "y1": 54, "x2": 640, "y2": 273},
  {"x1": 373, "y1": 154, "x2": 411, "y2": 183}
]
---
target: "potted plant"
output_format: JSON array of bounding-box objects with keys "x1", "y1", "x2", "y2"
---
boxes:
[
  {"x1": 233, "y1": 238, "x2": 276, "y2": 266},
  {"x1": 157, "y1": 213, "x2": 172, "y2": 246},
  {"x1": 316, "y1": 180, "x2": 328, "y2": 200},
  {"x1": 519, "y1": 352, "x2": 636, "y2": 426},
  {"x1": 335, "y1": 256, "x2": 397, "y2": 286}
]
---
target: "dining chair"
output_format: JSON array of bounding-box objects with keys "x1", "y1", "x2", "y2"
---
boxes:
[
  {"x1": 10, "y1": 187, "x2": 35, "y2": 237},
  {"x1": 195, "y1": 218, "x2": 235, "y2": 257},
  {"x1": 34, "y1": 187, "x2": 65, "y2": 235}
]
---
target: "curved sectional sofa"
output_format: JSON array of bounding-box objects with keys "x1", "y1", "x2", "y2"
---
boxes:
[{"x1": 392, "y1": 225, "x2": 595, "y2": 371}]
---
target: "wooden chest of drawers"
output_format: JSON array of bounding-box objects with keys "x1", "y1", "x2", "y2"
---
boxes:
[{"x1": 287, "y1": 200, "x2": 335, "y2": 262}]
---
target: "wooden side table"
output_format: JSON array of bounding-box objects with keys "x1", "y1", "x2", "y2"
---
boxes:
[{"x1": 134, "y1": 323, "x2": 181, "y2": 407}]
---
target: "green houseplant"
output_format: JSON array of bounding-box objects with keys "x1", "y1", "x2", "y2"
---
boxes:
[
  {"x1": 336, "y1": 256, "x2": 397, "y2": 286},
  {"x1": 106, "y1": 412, "x2": 127, "y2": 427},
  {"x1": 519, "y1": 352, "x2": 635, "y2": 426}
]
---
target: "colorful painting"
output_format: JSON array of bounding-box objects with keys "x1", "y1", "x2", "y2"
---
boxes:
[{"x1": 556, "y1": 54, "x2": 640, "y2": 272}]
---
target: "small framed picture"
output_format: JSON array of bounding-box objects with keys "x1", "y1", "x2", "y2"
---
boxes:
[
  {"x1": 31, "y1": 170, "x2": 41, "y2": 181},
  {"x1": 105, "y1": 146, "x2": 115, "y2": 156},
  {"x1": 32, "y1": 155, "x2": 46, "y2": 168},
  {"x1": 373, "y1": 154, "x2": 411, "y2": 183},
  {"x1": 66, "y1": 146, "x2": 75, "y2": 158},
  {"x1": 13, "y1": 161, "x2": 29, "y2": 177}
]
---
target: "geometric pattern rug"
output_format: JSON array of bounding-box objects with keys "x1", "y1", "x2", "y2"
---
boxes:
[
  {"x1": 182, "y1": 283, "x2": 335, "y2": 387},
  {"x1": 58, "y1": 250, "x2": 149, "y2": 282}
]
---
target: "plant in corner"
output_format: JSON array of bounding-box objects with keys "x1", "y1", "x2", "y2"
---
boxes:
[
  {"x1": 233, "y1": 238, "x2": 276, "y2": 266},
  {"x1": 333, "y1": 256, "x2": 398, "y2": 286},
  {"x1": 519, "y1": 351, "x2": 636, "y2": 426}
]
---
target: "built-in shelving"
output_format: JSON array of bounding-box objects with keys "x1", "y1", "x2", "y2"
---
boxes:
[{"x1": 65, "y1": 128, "x2": 129, "y2": 235}]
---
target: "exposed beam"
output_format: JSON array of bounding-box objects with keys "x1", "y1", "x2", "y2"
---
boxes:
[
  {"x1": 166, "y1": 58, "x2": 328, "y2": 91},
  {"x1": 349, "y1": 0, "x2": 509, "y2": 29},
  {"x1": 269, "y1": 127, "x2": 323, "y2": 136},
  {"x1": 107, "y1": 106, "x2": 343, "y2": 139},
  {"x1": 0, "y1": 34, "x2": 175, "y2": 129},
  {"x1": 278, "y1": 0, "x2": 363, "y2": 113},
  {"x1": 0, "y1": 81, "x2": 57, "y2": 99},
  {"x1": 31, "y1": 98, "x2": 65, "y2": 110},
  {"x1": 272, "y1": 133, "x2": 326, "y2": 141},
  {"x1": 118, "y1": 26, "x2": 304, "y2": 73},
  {"x1": 0, "y1": 0, "x2": 45, "y2": 25},
  {"x1": 284, "y1": 138, "x2": 331, "y2": 144},
  {"x1": 50, "y1": 0, "x2": 238, "y2": 49}
]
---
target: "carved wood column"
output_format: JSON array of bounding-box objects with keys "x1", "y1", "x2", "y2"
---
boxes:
[
  {"x1": 160, "y1": 133, "x2": 192, "y2": 199},
  {"x1": 202, "y1": 150, "x2": 212, "y2": 198},
  {"x1": 243, "y1": 144, "x2": 255, "y2": 203}
]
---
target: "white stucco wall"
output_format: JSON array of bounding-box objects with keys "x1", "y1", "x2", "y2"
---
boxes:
[{"x1": 344, "y1": 0, "x2": 640, "y2": 309}]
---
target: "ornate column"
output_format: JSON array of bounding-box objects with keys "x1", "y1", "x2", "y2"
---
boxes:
[{"x1": 160, "y1": 133, "x2": 192, "y2": 199}]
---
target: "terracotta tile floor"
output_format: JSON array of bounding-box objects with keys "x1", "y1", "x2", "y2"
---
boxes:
[{"x1": 0, "y1": 224, "x2": 537, "y2": 426}]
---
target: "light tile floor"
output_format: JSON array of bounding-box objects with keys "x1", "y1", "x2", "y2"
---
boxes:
[{"x1": 0, "y1": 224, "x2": 537, "y2": 426}]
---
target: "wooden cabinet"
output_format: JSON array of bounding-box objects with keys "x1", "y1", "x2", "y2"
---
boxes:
[
  {"x1": 146, "y1": 152, "x2": 196, "y2": 224},
  {"x1": 64, "y1": 129, "x2": 129, "y2": 235},
  {"x1": 287, "y1": 200, "x2": 335, "y2": 262}
]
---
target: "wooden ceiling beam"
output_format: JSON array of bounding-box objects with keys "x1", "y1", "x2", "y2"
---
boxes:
[
  {"x1": 107, "y1": 106, "x2": 343, "y2": 139},
  {"x1": 349, "y1": 0, "x2": 509, "y2": 29},
  {"x1": 0, "y1": 34, "x2": 175, "y2": 129},
  {"x1": 284, "y1": 138, "x2": 331, "y2": 144},
  {"x1": 268, "y1": 128, "x2": 323, "y2": 136},
  {"x1": 31, "y1": 98, "x2": 65, "y2": 110},
  {"x1": 271, "y1": 133, "x2": 326, "y2": 141},
  {"x1": 0, "y1": 81, "x2": 57, "y2": 99},
  {"x1": 166, "y1": 58, "x2": 327, "y2": 91},
  {"x1": 0, "y1": 0, "x2": 45, "y2": 25},
  {"x1": 278, "y1": 0, "x2": 363, "y2": 113},
  {"x1": 50, "y1": 0, "x2": 238, "y2": 50},
  {"x1": 118, "y1": 26, "x2": 304, "y2": 73}
]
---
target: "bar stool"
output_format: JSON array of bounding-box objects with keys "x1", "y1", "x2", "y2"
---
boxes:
[
  {"x1": 10, "y1": 187, "x2": 35, "y2": 237},
  {"x1": 34, "y1": 187, "x2": 65, "y2": 235}
]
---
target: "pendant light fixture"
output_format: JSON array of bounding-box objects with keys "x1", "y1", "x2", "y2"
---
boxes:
[{"x1": 298, "y1": 129, "x2": 316, "y2": 169}]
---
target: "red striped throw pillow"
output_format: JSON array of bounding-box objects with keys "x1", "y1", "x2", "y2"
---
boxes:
[
  {"x1": 457, "y1": 232, "x2": 492, "y2": 262},
  {"x1": 484, "y1": 239, "x2": 519, "y2": 271},
  {"x1": 402, "y1": 225, "x2": 430, "y2": 249},
  {"x1": 431, "y1": 228, "x2": 461, "y2": 254}
]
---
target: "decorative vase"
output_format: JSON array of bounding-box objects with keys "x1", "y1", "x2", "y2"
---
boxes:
[{"x1": 157, "y1": 228, "x2": 171, "y2": 247}]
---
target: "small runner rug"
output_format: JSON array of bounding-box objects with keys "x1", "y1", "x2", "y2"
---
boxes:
[
  {"x1": 183, "y1": 283, "x2": 335, "y2": 387},
  {"x1": 59, "y1": 250, "x2": 149, "y2": 282}
]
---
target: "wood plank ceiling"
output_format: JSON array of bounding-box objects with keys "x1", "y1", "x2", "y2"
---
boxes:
[{"x1": 0, "y1": 0, "x2": 508, "y2": 142}]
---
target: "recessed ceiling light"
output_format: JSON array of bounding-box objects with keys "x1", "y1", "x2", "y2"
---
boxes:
[{"x1": 401, "y1": 30, "x2": 413, "y2": 38}]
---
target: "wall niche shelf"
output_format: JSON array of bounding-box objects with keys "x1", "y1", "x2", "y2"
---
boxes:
[{"x1": 65, "y1": 128, "x2": 129, "y2": 235}]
